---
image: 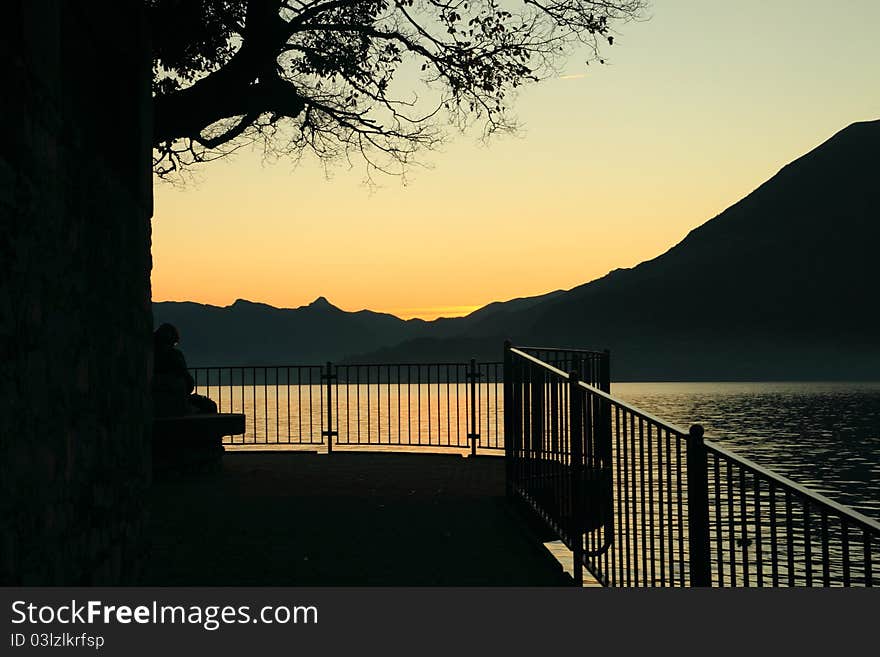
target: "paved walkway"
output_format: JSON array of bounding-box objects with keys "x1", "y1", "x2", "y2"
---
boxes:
[{"x1": 143, "y1": 451, "x2": 576, "y2": 585}]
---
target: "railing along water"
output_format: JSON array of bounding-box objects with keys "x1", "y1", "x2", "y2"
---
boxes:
[
  {"x1": 190, "y1": 352, "x2": 606, "y2": 452},
  {"x1": 191, "y1": 365, "x2": 326, "y2": 447},
  {"x1": 191, "y1": 347, "x2": 878, "y2": 586},
  {"x1": 704, "y1": 442, "x2": 879, "y2": 587},
  {"x1": 191, "y1": 361, "x2": 506, "y2": 453},
  {"x1": 505, "y1": 345, "x2": 880, "y2": 587}
]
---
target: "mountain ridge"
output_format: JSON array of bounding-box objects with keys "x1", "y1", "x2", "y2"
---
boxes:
[{"x1": 154, "y1": 119, "x2": 880, "y2": 378}]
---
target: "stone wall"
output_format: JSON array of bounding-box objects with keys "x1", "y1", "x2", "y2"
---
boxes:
[{"x1": 0, "y1": 1, "x2": 153, "y2": 584}]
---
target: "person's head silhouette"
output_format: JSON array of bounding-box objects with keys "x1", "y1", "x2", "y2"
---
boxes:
[{"x1": 154, "y1": 323, "x2": 180, "y2": 348}]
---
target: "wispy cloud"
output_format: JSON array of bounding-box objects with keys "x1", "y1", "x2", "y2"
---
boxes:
[{"x1": 558, "y1": 73, "x2": 587, "y2": 80}]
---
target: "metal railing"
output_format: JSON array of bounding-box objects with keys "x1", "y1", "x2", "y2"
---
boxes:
[
  {"x1": 704, "y1": 442, "x2": 879, "y2": 587},
  {"x1": 190, "y1": 360, "x2": 505, "y2": 453},
  {"x1": 191, "y1": 365, "x2": 326, "y2": 447},
  {"x1": 191, "y1": 350, "x2": 608, "y2": 453},
  {"x1": 505, "y1": 344, "x2": 880, "y2": 587}
]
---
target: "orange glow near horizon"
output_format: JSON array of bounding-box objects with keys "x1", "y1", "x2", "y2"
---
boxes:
[{"x1": 151, "y1": 1, "x2": 880, "y2": 320}]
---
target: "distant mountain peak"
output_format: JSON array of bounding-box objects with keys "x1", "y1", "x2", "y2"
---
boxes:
[{"x1": 309, "y1": 296, "x2": 336, "y2": 309}]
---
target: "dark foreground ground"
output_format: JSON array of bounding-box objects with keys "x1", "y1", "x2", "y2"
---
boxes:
[{"x1": 143, "y1": 451, "x2": 574, "y2": 585}]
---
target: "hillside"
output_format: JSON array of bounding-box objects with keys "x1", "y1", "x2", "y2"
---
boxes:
[{"x1": 151, "y1": 290, "x2": 562, "y2": 365}]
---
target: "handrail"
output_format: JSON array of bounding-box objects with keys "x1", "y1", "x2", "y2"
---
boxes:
[
  {"x1": 508, "y1": 347, "x2": 571, "y2": 377},
  {"x1": 189, "y1": 363, "x2": 323, "y2": 370},
  {"x1": 517, "y1": 346, "x2": 607, "y2": 356},
  {"x1": 190, "y1": 361, "x2": 501, "y2": 369},
  {"x1": 511, "y1": 347, "x2": 690, "y2": 436}
]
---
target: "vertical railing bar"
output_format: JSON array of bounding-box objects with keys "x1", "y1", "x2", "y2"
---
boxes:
[
  {"x1": 418, "y1": 365, "x2": 422, "y2": 445},
  {"x1": 456, "y1": 364, "x2": 461, "y2": 446},
  {"x1": 297, "y1": 368, "x2": 302, "y2": 443},
  {"x1": 630, "y1": 410, "x2": 640, "y2": 586},
  {"x1": 612, "y1": 400, "x2": 621, "y2": 586},
  {"x1": 666, "y1": 428, "x2": 675, "y2": 586},
  {"x1": 367, "y1": 365, "x2": 372, "y2": 444},
  {"x1": 478, "y1": 361, "x2": 483, "y2": 452},
  {"x1": 237, "y1": 367, "x2": 242, "y2": 443},
  {"x1": 820, "y1": 510, "x2": 830, "y2": 587},
  {"x1": 335, "y1": 366, "x2": 340, "y2": 446},
  {"x1": 769, "y1": 482, "x2": 778, "y2": 587},
  {"x1": 739, "y1": 467, "x2": 749, "y2": 587},
  {"x1": 620, "y1": 406, "x2": 630, "y2": 586},
  {"x1": 441, "y1": 364, "x2": 446, "y2": 447},
  {"x1": 841, "y1": 519, "x2": 850, "y2": 587},
  {"x1": 585, "y1": 390, "x2": 594, "y2": 567},
  {"x1": 648, "y1": 422, "x2": 657, "y2": 587},
  {"x1": 387, "y1": 365, "x2": 392, "y2": 444},
  {"x1": 495, "y1": 365, "x2": 500, "y2": 448},
  {"x1": 686, "y1": 425, "x2": 710, "y2": 587},
  {"x1": 657, "y1": 415, "x2": 666, "y2": 586},
  {"x1": 804, "y1": 500, "x2": 813, "y2": 587},
  {"x1": 468, "y1": 361, "x2": 482, "y2": 457},
  {"x1": 713, "y1": 453, "x2": 724, "y2": 586},
  {"x1": 263, "y1": 366, "x2": 268, "y2": 443},
  {"x1": 397, "y1": 364, "x2": 402, "y2": 445},
  {"x1": 323, "y1": 361, "x2": 334, "y2": 454},
  {"x1": 569, "y1": 370, "x2": 584, "y2": 586},
  {"x1": 675, "y1": 431, "x2": 685, "y2": 587},
  {"x1": 727, "y1": 460, "x2": 736, "y2": 586},
  {"x1": 522, "y1": 364, "x2": 531, "y2": 518},
  {"x1": 754, "y1": 473, "x2": 764, "y2": 587},
  {"x1": 628, "y1": 410, "x2": 638, "y2": 586},
  {"x1": 353, "y1": 366, "x2": 359, "y2": 444},
  {"x1": 785, "y1": 491, "x2": 795, "y2": 587},
  {"x1": 446, "y1": 364, "x2": 451, "y2": 447},
  {"x1": 639, "y1": 417, "x2": 647, "y2": 586},
  {"x1": 427, "y1": 364, "x2": 432, "y2": 444},
  {"x1": 376, "y1": 365, "x2": 381, "y2": 445}
]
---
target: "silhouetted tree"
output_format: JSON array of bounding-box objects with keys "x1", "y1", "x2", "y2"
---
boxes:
[{"x1": 150, "y1": 0, "x2": 646, "y2": 178}]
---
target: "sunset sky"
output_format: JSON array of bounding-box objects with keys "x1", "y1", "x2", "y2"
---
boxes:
[{"x1": 151, "y1": 0, "x2": 880, "y2": 320}]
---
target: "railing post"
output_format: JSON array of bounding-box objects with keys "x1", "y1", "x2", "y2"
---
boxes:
[
  {"x1": 503, "y1": 341, "x2": 513, "y2": 497},
  {"x1": 321, "y1": 361, "x2": 337, "y2": 454},
  {"x1": 530, "y1": 366, "x2": 544, "y2": 457},
  {"x1": 569, "y1": 370, "x2": 584, "y2": 587},
  {"x1": 600, "y1": 349, "x2": 611, "y2": 393},
  {"x1": 599, "y1": 349, "x2": 612, "y2": 462},
  {"x1": 687, "y1": 424, "x2": 711, "y2": 586},
  {"x1": 467, "y1": 357, "x2": 480, "y2": 456}
]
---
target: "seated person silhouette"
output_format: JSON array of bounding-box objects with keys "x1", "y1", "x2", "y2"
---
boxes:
[{"x1": 152, "y1": 323, "x2": 218, "y2": 417}]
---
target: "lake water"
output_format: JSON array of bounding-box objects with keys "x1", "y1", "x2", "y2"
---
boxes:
[
  {"x1": 613, "y1": 382, "x2": 880, "y2": 520},
  {"x1": 200, "y1": 380, "x2": 880, "y2": 520}
]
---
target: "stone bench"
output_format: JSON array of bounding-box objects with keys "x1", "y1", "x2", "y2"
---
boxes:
[{"x1": 152, "y1": 413, "x2": 246, "y2": 476}]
